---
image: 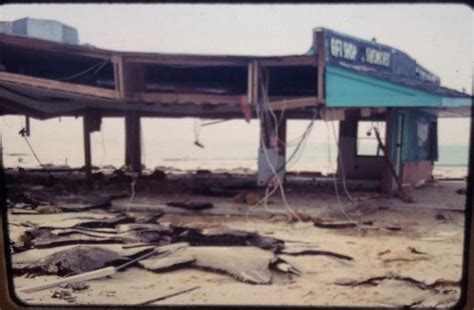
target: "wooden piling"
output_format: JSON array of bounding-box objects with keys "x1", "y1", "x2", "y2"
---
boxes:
[
  {"x1": 125, "y1": 112, "x2": 141, "y2": 175},
  {"x1": 82, "y1": 113, "x2": 92, "y2": 182}
]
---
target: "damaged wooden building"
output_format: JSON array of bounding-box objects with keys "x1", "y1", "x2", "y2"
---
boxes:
[{"x1": 0, "y1": 18, "x2": 471, "y2": 193}]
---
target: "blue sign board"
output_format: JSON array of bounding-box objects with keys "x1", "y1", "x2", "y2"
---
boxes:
[{"x1": 316, "y1": 28, "x2": 440, "y2": 86}]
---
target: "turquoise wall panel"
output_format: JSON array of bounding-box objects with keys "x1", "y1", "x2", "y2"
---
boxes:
[
  {"x1": 326, "y1": 65, "x2": 442, "y2": 107},
  {"x1": 400, "y1": 109, "x2": 437, "y2": 163},
  {"x1": 441, "y1": 97, "x2": 472, "y2": 107}
]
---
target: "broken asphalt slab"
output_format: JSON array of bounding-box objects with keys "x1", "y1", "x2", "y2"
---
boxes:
[
  {"x1": 20, "y1": 246, "x2": 128, "y2": 276},
  {"x1": 140, "y1": 246, "x2": 276, "y2": 285}
]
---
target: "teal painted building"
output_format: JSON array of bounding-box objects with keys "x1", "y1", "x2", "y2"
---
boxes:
[{"x1": 312, "y1": 28, "x2": 471, "y2": 192}]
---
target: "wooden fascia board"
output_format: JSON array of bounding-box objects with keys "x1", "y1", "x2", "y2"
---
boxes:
[
  {"x1": 135, "y1": 92, "x2": 242, "y2": 105},
  {"x1": 258, "y1": 57, "x2": 316, "y2": 67},
  {"x1": 264, "y1": 97, "x2": 323, "y2": 112},
  {"x1": 120, "y1": 55, "x2": 248, "y2": 67},
  {"x1": 0, "y1": 72, "x2": 117, "y2": 99}
]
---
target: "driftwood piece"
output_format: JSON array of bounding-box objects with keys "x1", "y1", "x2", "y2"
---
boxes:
[
  {"x1": 278, "y1": 247, "x2": 354, "y2": 261},
  {"x1": 139, "y1": 286, "x2": 200, "y2": 305},
  {"x1": 313, "y1": 220, "x2": 357, "y2": 229}
]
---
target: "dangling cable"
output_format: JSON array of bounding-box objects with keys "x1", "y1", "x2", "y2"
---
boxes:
[
  {"x1": 321, "y1": 113, "x2": 360, "y2": 226},
  {"x1": 125, "y1": 173, "x2": 137, "y2": 215},
  {"x1": 19, "y1": 128, "x2": 44, "y2": 168},
  {"x1": 193, "y1": 118, "x2": 204, "y2": 148},
  {"x1": 258, "y1": 75, "x2": 302, "y2": 223}
]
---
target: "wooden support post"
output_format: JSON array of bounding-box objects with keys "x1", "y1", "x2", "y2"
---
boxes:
[
  {"x1": 314, "y1": 29, "x2": 326, "y2": 104},
  {"x1": 24, "y1": 116, "x2": 30, "y2": 137},
  {"x1": 252, "y1": 60, "x2": 259, "y2": 105},
  {"x1": 113, "y1": 55, "x2": 145, "y2": 101},
  {"x1": 125, "y1": 112, "x2": 142, "y2": 175},
  {"x1": 83, "y1": 113, "x2": 92, "y2": 182}
]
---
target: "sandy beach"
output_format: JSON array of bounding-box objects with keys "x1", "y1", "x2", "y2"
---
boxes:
[{"x1": 4, "y1": 169, "x2": 467, "y2": 308}]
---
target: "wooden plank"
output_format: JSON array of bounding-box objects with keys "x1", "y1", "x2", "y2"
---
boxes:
[
  {"x1": 247, "y1": 62, "x2": 253, "y2": 104},
  {"x1": 112, "y1": 55, "x2": 125, "y2": 99},
  {"x1": 124, "y1": 112, "x2": 142, "y2": 175},
  {"x1": 314, "y1": 29, "x2": 326, "y2": 103},
  {"x1": 258, "y1": 57, "x2": 316, "y2": 67},
  {"x1": 252, "y1": 60, "x2": 259, "y2": 105},
  {"x1": 123, "y1": 55, "x2": 247, "y2": 67},
  {"x1": 0, "y1": 71, "x2": 117, "y2": 99},
  {"x1": 264, "y1": 97, "x2": 323, "y2": 112},
  {"x1": 136, "y1": 92, "x2": 242, "y2": 105},
  {"x1": 95, "y1": 54, "x2": 314, "y2": 67}
]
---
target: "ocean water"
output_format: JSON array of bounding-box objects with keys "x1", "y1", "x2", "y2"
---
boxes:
[{"x1": 0, "y1": 116, "x2": 469, "y2": 178}]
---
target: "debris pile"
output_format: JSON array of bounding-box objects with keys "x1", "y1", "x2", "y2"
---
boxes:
[{"x1": 11, "y1": 190, "x2": 342, "y2": 294}]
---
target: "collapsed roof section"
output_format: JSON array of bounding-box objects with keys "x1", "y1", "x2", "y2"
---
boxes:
[{"x1": 0, "y1": 25, "x2": 470, "y2": 119}]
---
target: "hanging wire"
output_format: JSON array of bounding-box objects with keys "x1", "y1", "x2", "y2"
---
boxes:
[
  {"x1": 321, "y1": 113, "x2": 363, "y2": 228},
  {"x1": 201, "y1": 119, "x2": 232, "y2": 127},
  {"x1": 22, "y1": 134, "x2": 44, "y2": 167},
  {"x1": 56, "y1": 60, "x2": 109, "y2": 82},
  {"x1": 253, "y1": 71, "x2": 302, "y2": 223}
]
